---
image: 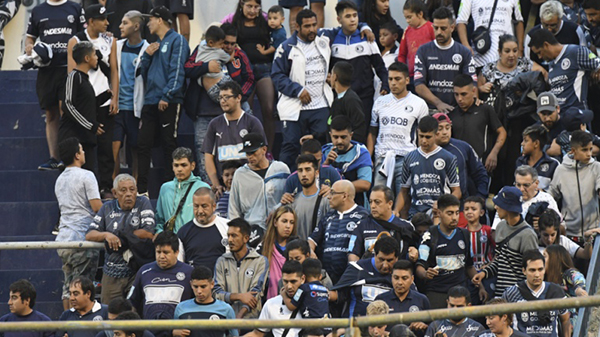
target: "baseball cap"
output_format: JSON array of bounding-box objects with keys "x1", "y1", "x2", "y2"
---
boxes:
[
  {"x1": 239, "y1": 133, "x2": 266, "y2": 153},
  {"x1": 493, "y1": 186, "x2": 523, "y2": 214},
  {"x1": 85, "y1": 4, "x2": 113, "y2": 21},
  {"x1": 562, "y1": 107, "x2": 593, "y2": 132},
  {"x1": 143, "y1": 6, "x2": 173, "y2": 25},
  {"x1": 432, "y1": 112, "x2": 452, "y2": 124},
  {"x1": 536, "y1": 92, "x2": 559, "y2": 114}
]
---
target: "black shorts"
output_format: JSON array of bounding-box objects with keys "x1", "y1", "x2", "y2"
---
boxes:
[
  {"x1": 279, "y1": 0, "x2": 325, "y2": 8},
  {"x1": 155, "y1": 0, "x2": 194, "y2": 19},
  {"x1": 36, "y1": 66, "x2": 67, "y2": 110},
  {"x1": 113, "y1": 109, "x2": 140, "y2": 147}
]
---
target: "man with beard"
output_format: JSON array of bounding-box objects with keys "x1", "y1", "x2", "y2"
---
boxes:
[
  {"x1": 86, "y1": 174, "x2": 156, "y2": 304},
  {"x1": 348, "y1": 185, "x2": 418, "y2": 262},
  {"x1": 413, "y1": 7, "x2": 477, "y2": 113},
  {"x1": 285, "y1": 154, "x2": 330, "y2": 240},
  {"x1": 375, "y1": 260, "x2": 430, "y2": 334},
  {"x1": 214, "y1": 218, "x2": 269, "y2": 319},
  {"x1": 535, "y1": 92, "x2": 566, "y2": 141},
  {"x1": 177, "y1": 187, "x2": 229, "y2": 270},
  {"x1": 424, "y1": 286, "x2": 484, "y2": 337},
  {"x1": 415, "y1": 194, "x2": 476, "y2": 309},
  {"x1": 330, "y1": 236, "x2": 399, "y2": 317}
]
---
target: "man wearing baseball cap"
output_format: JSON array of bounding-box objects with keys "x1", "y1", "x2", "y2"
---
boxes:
[
  {"x1": 472, "y1": 186, "x2": 539, "y2": 297},
  {"x1": 433, "y1": 113, "x2": 489, "y2": 200},
  {"x1": 136, "y1": 6, "x2": 190, "y2": 197},
  {"x1": 536, "y1": 91, "x2": 566, "y2": 141},
  {"x1": 68, "y1": 4, "x2": 119, "y2": 199},
  {"x1": 228, "y1": 133, "x2": 290, "y2": 247}
]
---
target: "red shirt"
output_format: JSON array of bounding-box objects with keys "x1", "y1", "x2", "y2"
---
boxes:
[
  {"x1": 459, "y1": 223, "x2": 496, "y2": 271},
  {"x1": 398, "y1": 21, "x2": 435, "y2": 77}
]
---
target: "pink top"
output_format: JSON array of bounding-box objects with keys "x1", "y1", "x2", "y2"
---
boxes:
[
  {"x1": 266, "y1": 245, "x2": 286, "y2": 300},
  {"x1": 398, "y1": 21, "x2": 435, "y2": 77}
]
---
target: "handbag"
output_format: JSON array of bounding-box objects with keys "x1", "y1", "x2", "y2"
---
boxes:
[
  {"x1": 472, "y1": 0, "x2": 499, "y2": 54},
  {"x1": 164, "y1": 183, "x2": 195, "y2": 232}
]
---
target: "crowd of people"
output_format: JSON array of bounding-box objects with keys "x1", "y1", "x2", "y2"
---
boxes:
[{"x1": 4, "y1": 0, "x2": 600, "y2": 336}]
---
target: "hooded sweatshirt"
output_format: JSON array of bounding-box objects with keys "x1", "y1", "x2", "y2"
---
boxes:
[
  {"x1": 155, "y1": 173, "x2": 210, "y2": 234},
  {"x1": 548, "y1": 154, "x2": 600, "y2": 237},
  {"x1": 228, "y1": 161, "x2": 290, "y2": 229}
]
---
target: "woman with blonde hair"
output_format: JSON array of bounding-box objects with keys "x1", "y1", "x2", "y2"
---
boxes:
[{"x1": 260, "y1": 205, "x2": 298, "y2": 299}]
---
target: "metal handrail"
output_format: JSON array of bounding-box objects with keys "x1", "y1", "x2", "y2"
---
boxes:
[
  {"x1": 0, "y1": 296, "x2": 599, "y2": 331},
  {"x1": 573, "y1": 237, "x2": 600, "y2": 336},
  {"x1": 0, "y1": 241, "x2": 104, "y2": 250}
]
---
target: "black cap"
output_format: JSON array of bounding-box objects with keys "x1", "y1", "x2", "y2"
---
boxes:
[
  {"x1": 239, "y1": 133, "x2": 266, "y2": 153},
  {"x1": 84, "y1": 4, "x2": 113, "y2": 21},
  {"x1": 562, "y1": 107, "x2": 594, "y2": 132},
  {"x1": 143, "y1": 6, "x2": 173, "y2": 25}
]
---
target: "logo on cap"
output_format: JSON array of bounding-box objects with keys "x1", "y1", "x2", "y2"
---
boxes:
[
  {"x1": 244, "y1": 141, "x2": 251, "y2": 147},
  {"x1": 541, "y1": 96, "x2": 550, "y2": 106},
  {"x1": 100, "y1": 7, "x2": 106, "y2": 14}
]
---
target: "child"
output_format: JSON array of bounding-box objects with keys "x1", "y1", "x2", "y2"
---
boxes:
[
  {"x1": 516, "y1": 125, "x2": 559, "y2": 190},
  {"x1": 215, "y1": 160, "x2": 243, "y2": 218},
  {"x1": 287, "y1": 258, "x2": 331, "y2": 320},
  {"x1": 398, "y1": 0, "x2": 434, "y2": 81},
  {"x1": 379, "y1": 21, "x2": 400, "y2": 68},
  {"x1": 59, "y1": 41, "x2": 110, "y2": 168},
  {"x1": 195, "y1": 25, "x2": 231, "y2": 103},
  {"x1": 549, "y1": 130, "x2": 600, "y2": 239},
  {"x1": 257, "y1": 5, "x2": 286, "y2": 56},
  {"x1": 462, "y1": 196, "x2": 495, "y2": 273}
]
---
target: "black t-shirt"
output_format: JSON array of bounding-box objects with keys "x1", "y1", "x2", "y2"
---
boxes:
[
  {"x1": 238, "y1": 25, "x2": 272, "y2": 64},
  {"x1": 448, "y1": 101, "x2": 503, "y2": 160},
  {"x1": 254, "y1": 167, "x2": 268, "y2": 179}
]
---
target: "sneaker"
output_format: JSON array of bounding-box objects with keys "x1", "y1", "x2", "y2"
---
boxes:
[{"x1": 38, "y1": 158, "x2": 64, "y2": 171}]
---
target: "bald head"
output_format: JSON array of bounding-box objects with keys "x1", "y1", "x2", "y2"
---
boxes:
[{"x1": 333, "y1": 180, "x2": 355, "y2": 199}]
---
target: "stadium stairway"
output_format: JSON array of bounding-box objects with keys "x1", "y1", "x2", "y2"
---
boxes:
[{"x1": 0, "y1": 70, "x2": 196, "y2": 319}]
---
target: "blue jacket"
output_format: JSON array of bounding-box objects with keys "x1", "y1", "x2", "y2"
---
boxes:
[
  {"x1": 442, "y1": 138, "x2": 489, "y2": 199},
  {"x1": 140, "y1": 29, "x2": 189, "y2": 105}
]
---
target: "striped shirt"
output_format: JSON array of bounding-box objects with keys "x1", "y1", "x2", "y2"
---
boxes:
[
  {"x1": 465, "y1": 225, "x2": 495, "y2": 272},
  {"x1": 483, "y1": 220, "x2": 539, "y2": 297}
]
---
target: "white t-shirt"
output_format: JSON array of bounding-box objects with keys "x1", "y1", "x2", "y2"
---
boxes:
[
  {"x1": 539, "y1": 235, "x2": 581, "y2": 258},
  {"x1": 457, "y1": 0, "x2": 523, "y2": 67},
  {"x1": 257, "y1": 295, "x2": 303, "y2": 337},
  {"x1": 371, "y1": 92, "x2": 429, "y2": 158},
  {"x1": 492, "y1": 190, "x2": 560, "y2": 230},
  {"x1": 76, "y1": 30, "x2": 113, "y2": 107},
  {"x1": 298, "y1": 39, "x2": 328, "y2": 111}
]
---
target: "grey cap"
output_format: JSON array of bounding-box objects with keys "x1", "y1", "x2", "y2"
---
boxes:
[{"x1": 536, "y1": 92, "x2": 559, "y2": 114}]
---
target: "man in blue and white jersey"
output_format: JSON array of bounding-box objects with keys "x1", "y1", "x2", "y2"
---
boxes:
[
  {"x1": 414, "y1": 7, "x2": 477, "y2": 113},
  {"x1": 173, "y1": 266, "x2": 237, "y2": 337},
  {"x1": 128, "y1": 231, "x2": 193, "y2": 333},
  {"x1": 424, "y1": 286, "x2": 484, "y2": 337},
  {"x1": 367, "y1": 62, "x2": 428, "y2": 196},
  {"x1": 330, "y1": 1, "x2": 389, "y2": 126},
  {"x1": 393, "y1": 116, "x2": 461, "y2": 218},
  {"x1": 529, "y1": 28, "x2": 600, "y2": 110},
  {"x1": 309, "y1": 180, "x2": 370, "y2": 284}
]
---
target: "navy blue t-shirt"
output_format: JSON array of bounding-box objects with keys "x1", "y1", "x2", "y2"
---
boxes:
[
  {"x1": 0, "y1": 310, "x2": 54, "y2": 337},
  {"x1": 58, "y1": 302, "x2": 109, "y2": 337},
  {"x1": 284, "y1": 164, "x2": 342, "y2": 194},
  {"x1": 128, "y1": 261, "x2": 194, "y2": 320},
  {"x1": 26, "y1": 1, "x2": 85, "y2": 67},
  {"x1": 374, "y1": 289, "x2": 430, "y2": 315},
  {"x1": 348, "y1": 215, "x2": 416, "y2": 260},
  {"x1": 291, "y1": 281, "x2": 330, "y2": 319}
]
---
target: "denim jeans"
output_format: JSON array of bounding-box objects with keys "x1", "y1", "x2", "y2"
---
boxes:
[
  {"x1": 193, "y1": 115, "x2": 214, "y2": 184},
  {"x1": 374, "y1": 155, "x2": 405, "y2": 196},
  {"x1": 280, "y1": 107, "x2": 329, "y2": 170}
]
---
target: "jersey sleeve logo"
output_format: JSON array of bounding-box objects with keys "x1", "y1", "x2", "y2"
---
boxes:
[
  {"x1": 434, "y1": 158, "x2": 446, "y2": 170},
  {"x1": 452, "y1": 54, "x2": 463, "y2": 64},
  {"x1": 561, "y1": 58, "x2": 571, "y2": 70}
]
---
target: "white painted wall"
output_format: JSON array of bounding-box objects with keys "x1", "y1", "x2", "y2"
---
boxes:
[{"x1": 2, "y1": 0, "x2": 407, "y2": 70}]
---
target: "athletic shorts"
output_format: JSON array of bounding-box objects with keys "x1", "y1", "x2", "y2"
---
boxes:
[
  {"x1": 279, "y1": 0, "x2": 325, "y2": 8},
  {"x1": 252, "y1": 63, "x2": 272, "y2": 81},
  {"x1": 113, "y1": 109, "x2": 140, "y2": 147},
  {"x1": 36, "y1": 66, "x2": 67, "y2": 110},
  {"x1": 57, "y1": 248, "x2": 99, "y2": 299}
]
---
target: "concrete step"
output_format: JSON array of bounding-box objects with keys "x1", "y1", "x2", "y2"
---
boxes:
[{"x1": 0, "y1": 70, "x2": 39, "y2": 104}]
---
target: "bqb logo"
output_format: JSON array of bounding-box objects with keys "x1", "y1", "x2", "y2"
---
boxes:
[{"x1": 381, "y1": 117, "x2": 408, "y2": 126}]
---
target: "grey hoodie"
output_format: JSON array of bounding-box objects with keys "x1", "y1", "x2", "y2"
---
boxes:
[{"x1": 548, "y1": 154, "x2": 600, "y2": 237}]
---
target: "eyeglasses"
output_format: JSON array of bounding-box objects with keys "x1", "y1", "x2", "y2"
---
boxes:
[
  {"x1": 514, "y1": 182, "x2": 534, "y2": 188},
  {"x1": 219, "y1": 95, "x2": 235, "y2": 101},
  {"x1": 328, "y1": 190, "x2": 346, "y2": 198}
]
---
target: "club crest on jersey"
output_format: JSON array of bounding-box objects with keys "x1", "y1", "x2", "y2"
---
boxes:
[
  {"x1": 68, "y1": 15, "x2": 75, "y2": 23},
  {"x1": 540, "y1": 163, "x2": 549, "y2": 172},
  {"x1": 434, "y1": 158, "x2": 446, "y2": 170},
  {"x1": 561, "y1": 58, "x2": 570, "y2": 70},
  {"x1": 319, "y1": 40, "x2": 327, "y2": 48},
  {"x1": 209, "y1": 315, "x2": 220, "y2": 320},
  {"x1": 93, "y1": 316, "x2": 103, "y2": 321},
  {"x1": 245, "y1": 269, "x2": 255, "y2": 278},
  {"x1": 355, "y1": 45, "x2": 364, "y2": 53},
  {"x1": 346, "y1": 221, "x2": 357, "y2": 231},
  {"x1": 458, "y1": 240, "x2": 465, "y2": 249},
  {"x1": 452, "y1": 54, "x2": 463, "y2": 64},
  {"x1": 221, "y1": 238, "x2": 228, "y2": 247},
  {"x1": 381, "y1": 117, "x2": 390, "y2": 125},
  {"x1": 521, "y1": 312, "x2": 529, "y2": 322},
  {"x1": 176, "y1": 272, "x2": 185, "y2": 281},
  {"x1": 413, "y1": 175, "x2": 419, "y2": 185},
  {"x1": 239, "y1": 129, "x2": 248, "y2": 138},
  {"x1": 405, "y1": 105, "x2": 413, "y2": 113},
  {"x1": 161, "y1": 43, "x2": 168, "y2": 53},
  {"x1": 131, "y1": 216, "x2": 140, "y2": 227},
  {"x1": 480, "y1": 235, "x2": 488, "y2": 243},
  {"x1": 409, "y1": 305, "x2": 420, "y2": 312}
]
